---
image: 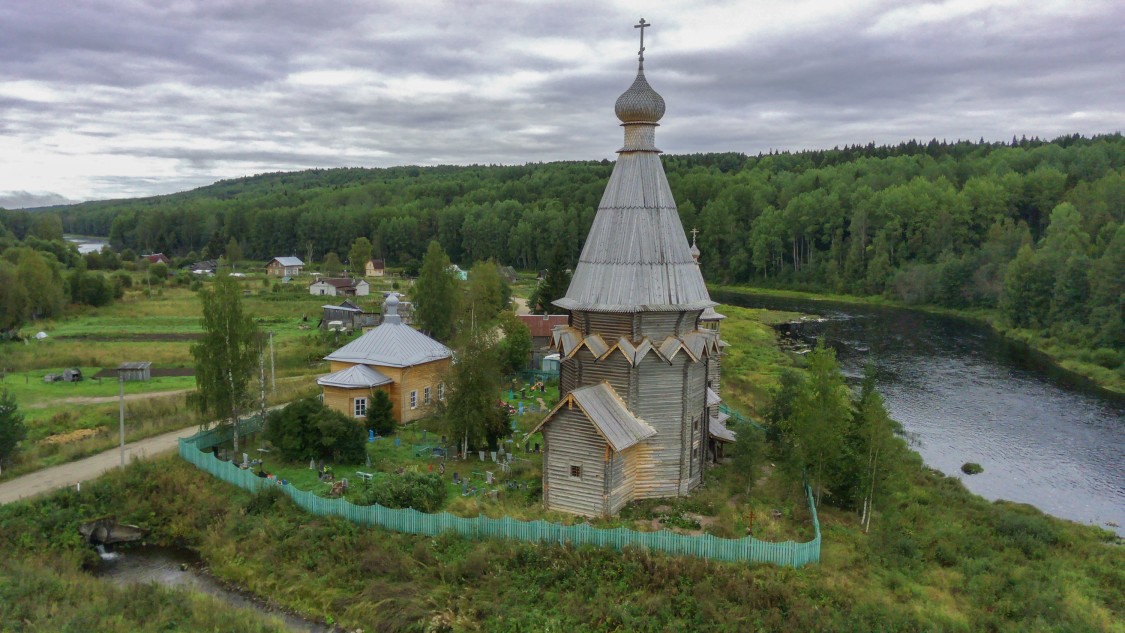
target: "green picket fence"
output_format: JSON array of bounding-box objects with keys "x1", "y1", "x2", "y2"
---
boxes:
[{"x1": 178, "y1": 417, "x2": 820, "y2": 567}]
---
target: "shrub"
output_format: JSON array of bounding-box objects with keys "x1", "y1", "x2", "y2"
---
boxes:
[
  {"x1": 264, "y1": 397, "x2": 366, "y2": 463},
  {"x1": 355, "y1": 471, "x2": 445, "y2": 512},
  {"x1": 961, "y1": 462, "x2": 984, "y2": 475}
]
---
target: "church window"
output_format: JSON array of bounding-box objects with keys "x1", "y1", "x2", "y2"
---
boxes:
[
  {"x1": 438, "y1": 383, "x2": 446, "y2": 401},
  {"x1": 569, "y1": 465, "x2": 582, "y2": 479},
  {"x1": 410, "y1": 390, "x2": 418, "y2": 409},
  {"x1": 354, "y1": 397, "x2": 367, "y2": 418},
  {"x1": 424, "y1": 386, "x2": 431, "y2": 405}
]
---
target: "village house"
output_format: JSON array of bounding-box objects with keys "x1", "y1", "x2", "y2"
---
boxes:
[
  {"x1": 318, "y1": 294, "x2": 451, "y2": 424},
  {"x1": 529, "y1": 38, "x2": 735, "y2": 517},
  {"x1": 142, "y1": 253, "x2": 171, "y2": 265},
  {"x1": 309, "y1": 277, "x2": 370, "y2": 297},
  {"x1": 518, "y1": 314, "x2": 569, "y2": 368},
  {"x1": 364, "y1": 258, "x2": 385, "y2": 277},
  {"x1": 266, "y1": 256, "x2": 304, "y2": 277}
]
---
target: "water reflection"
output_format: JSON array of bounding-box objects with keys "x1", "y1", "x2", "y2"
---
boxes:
[{"x1": 715, "y1": 291, "x2": 1125, "y2": 535}]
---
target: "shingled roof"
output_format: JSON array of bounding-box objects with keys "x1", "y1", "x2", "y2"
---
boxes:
[
  {"x1": 554, "y1": 61, "x2": 714, "y2": 314},
  {"x1": 531, "y1": 382, "x2": 656, "y2": 452}
]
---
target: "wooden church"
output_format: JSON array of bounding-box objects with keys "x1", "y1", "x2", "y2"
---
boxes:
[{"x1": 531, "y1": 23, "x2": 736, "y2": 517}]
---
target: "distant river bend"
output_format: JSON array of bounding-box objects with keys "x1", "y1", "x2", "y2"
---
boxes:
[{"x1": 713, "y1": 290, "x2": 1125, "y2": 536}]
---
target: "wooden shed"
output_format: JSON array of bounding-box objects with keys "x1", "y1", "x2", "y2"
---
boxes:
[{"x1": 116, "y1": 362, "x2": 151, "y2": 382}]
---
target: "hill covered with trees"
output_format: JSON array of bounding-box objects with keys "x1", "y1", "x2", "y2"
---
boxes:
[{"x1": 7, "y1": 133, "x2": 1124, "y2": 373}]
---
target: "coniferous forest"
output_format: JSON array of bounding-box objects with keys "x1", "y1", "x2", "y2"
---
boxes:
[{"x1": 4, "y1": 133, "x2": 1124, "y2": 366}]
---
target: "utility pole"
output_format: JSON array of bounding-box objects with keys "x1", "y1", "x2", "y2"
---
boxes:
[
  {"x1": 258, "y1": 337, "x2": 267, "y2": 429},
  {"x1": 269, "y1": 331, "x2": 276, "y2": 395},
  {"x1": 118, "y1": 372, "x2": 125, "y2": 468}
]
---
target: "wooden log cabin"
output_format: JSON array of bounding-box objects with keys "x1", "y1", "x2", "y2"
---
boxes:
[{"x1": 531, "y1": 36, "x2": 737, "y2": 517}]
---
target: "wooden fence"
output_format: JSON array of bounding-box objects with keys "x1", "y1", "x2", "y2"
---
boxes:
[{"x1": 178, "y1": 417, "x2": 820, "y2": 567}]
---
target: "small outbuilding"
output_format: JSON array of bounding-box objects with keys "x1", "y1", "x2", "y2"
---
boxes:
[
  {"x1": 309, "y1": 278, "x2": 370, "y2": 297},
  {"x1": 365, "y1": 259, "x2": 385, "y2": 277},
  {"x1": 116, "y1": 362, "x2": 152, "y2": 382}
]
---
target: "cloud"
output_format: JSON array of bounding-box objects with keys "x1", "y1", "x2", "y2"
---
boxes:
[{"x1": 0, "y1": 0, "x2": 1122, "y2": 201}]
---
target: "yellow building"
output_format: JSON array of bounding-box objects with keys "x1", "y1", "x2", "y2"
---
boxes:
[{"x1": 318, "y1": 294, "x2": 452, "y2": 424}]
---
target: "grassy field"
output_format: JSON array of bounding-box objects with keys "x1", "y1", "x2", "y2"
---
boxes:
[{"x1": 0, "y1": 272, "x2": 386, "y2": 480}]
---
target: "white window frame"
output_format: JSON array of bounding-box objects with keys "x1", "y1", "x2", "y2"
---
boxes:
[
  {"x1": 354, "y1": 397, "x2": 367, "y2": 418},
  {"x1": 424, "y1": 386, "x2": 431, "y2": 405},
  {"x1": 438, "y1": 383, "x2": 446, "y2": 401},
  {"x1": 409, "y1": 390, "x2": 418, "y2": 409}
]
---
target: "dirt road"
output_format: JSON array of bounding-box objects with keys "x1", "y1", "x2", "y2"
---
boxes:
[
  {"x1": 25, "y1": 389, "x2": 194, "y2": 409},
  {"x1": 0, "y1": 424, "x2": 198, "y2": 505}
]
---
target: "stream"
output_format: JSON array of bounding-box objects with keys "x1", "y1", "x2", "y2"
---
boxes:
[
  {"x1": 94, "y1": 546, "x2": 331, "y2": 633},
  {"x1": 713, "y1": 290, "x2": 1125, "y2": 536}
]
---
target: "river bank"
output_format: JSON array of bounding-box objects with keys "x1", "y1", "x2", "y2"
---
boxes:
[{"x1": 711, "y1": 284, "x2": 1125, "y2": 396}]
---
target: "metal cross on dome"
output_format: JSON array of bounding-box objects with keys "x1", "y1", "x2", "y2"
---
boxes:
[{"x1": 635, "y1": 18, "x2": 650, "y2": 62}]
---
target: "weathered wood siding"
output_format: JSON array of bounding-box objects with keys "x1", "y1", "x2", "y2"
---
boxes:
[
  {"x1": 569, "y1": 348, "x2": 631, "y2": 401},
  {"x1": 685, "y1": 359, "x2": 707, "y2": 483},
  {"x1": 632, "y1": 353, "x2": 689, "y2": 498},
  {"x1": 635, "y1": 310, "x2": 702, "y2": 339},
  {"x1": 707, "y1": 353, "x2": 721, "y2": 395},
  {"x1": 541, "y1": 407, "x2": 608, "y2": 517},
  {"x1": 583, "y1": 312, "x2": 632, "y2": 340}
]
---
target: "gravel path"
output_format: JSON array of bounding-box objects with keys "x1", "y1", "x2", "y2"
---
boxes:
[{"x1": 0, "y1": 425, "x2": 198, "y2": 505}]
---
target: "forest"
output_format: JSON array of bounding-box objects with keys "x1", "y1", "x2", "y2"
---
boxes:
[{"x1": 3, "y1": 133, "x2": 1123, "y2": 362}]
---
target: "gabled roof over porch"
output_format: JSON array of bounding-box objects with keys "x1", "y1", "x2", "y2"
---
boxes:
[
  {"x1": 317, "y1": 364, "x2": 393, "y2": 389},
  {"x1": 530, "y1": 382, "x2": 656, "y2": 452}
]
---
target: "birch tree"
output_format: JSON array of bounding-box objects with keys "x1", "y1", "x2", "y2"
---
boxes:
[{"x1": 190, "y1": 274, "x2": 259, "y2": 453}]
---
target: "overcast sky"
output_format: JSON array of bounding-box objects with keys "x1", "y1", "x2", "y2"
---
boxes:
[{"x1": 1, "y1": 0, "x2": 1122, "y2": 208}]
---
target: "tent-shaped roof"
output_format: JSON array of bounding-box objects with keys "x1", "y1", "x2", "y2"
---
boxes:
[
  {"x1": 531, "y1": 382, "x2": 656, "y2": 452},
  {"x1": 324, "y1": 294, "x2": 451, "y2": 368},
  {"x1": 317, "y1": 364, "x2": 392, "y2": 388},
  {"x1": 553, "y1": 62, "x2": 714, "y2": 314},
  {"x1": 706, "y1": 387, "x2": 721, "y2": 407}
]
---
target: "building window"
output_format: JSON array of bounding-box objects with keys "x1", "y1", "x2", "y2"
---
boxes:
[
  {"x1": 354, "y1": 397, "x2": 367, "y2": 418},
  {"x1": 438, "y1": 383, "x2": 445, "y2": 401},
  {"x1": 424, "y1": 386, "x2": 431, "y2": 405},
  {"x1": 569, "y1": 465, "x2": 582, "y2": 479},
  {"x1": 410, "y1": 390, "x2": 418, "y2": 409}
]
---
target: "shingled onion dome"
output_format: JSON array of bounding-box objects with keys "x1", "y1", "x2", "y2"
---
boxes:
[
  {"x1": 614, "y1": 62, "x2": 665, "y2": 153},
  {"x1": 614, "y1": 63, "x2": 665, "y2": 124}
]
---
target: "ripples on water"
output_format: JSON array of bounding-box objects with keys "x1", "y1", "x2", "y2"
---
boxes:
[{"x1": 716, "y1": 292, "x2": 1125, "y2": 536}]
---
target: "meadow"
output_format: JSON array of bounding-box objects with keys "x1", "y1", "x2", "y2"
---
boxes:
[{"x1": 0, "y1": 270, "x2": 396, "y2": 480}]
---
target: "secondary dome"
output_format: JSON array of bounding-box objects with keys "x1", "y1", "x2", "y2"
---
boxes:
[{"x1": 614, "y1": 66, "x2": 665, "y2": 123}]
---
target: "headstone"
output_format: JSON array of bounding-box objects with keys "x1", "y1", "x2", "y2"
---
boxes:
[
  {"x1": 421, "y1": 429, "x2": 427, "y2": 441},
  {"x1": 366, "y1": 454, "x2": 371, "y2": 468},
  {"x1": 485, "y1": 471, "x2": 493, "y2": 484},
  {"x1": 309, "y1": 459, "x2": 316, "y2": 470},
  {"x1": 506, "y1": 453, "x2": 513, "y2": 463},
  {"x1": 461, "y1": 482, "x2": 468, "y2": 495},
  {"x1": 534, "y1": 443, "x2": 540, "y2": 453},
  {"x1": 491, "y1": 451, "x2": 498, "y2": 463},
  {"x1": 479, "y1": 450, "x2": 486, "y2": 461},
  {"x1": 394, "y1": 437, "x2": 401, "y2": 448},
  {"x1": 518, "y1": 402, "x2": 524, "y2": 415},
  {"x1": 242, "y1": 453, "x2": 249, "y2": 468},
  {"x1": 368, "y1": 429, "x2": 375, "y2": 442},
  {"x1": 452, "y1": 471, "x2": 461, "y2": 484}
]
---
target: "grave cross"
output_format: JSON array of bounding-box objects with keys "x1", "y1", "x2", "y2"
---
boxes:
[{"x1": 634, "y1": 18, "x2": 650, "y2": 62}]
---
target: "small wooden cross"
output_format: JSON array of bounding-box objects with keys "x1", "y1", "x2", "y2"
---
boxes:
[{"x1": 635, "y1": 18, "x2": 650, "y2": 62}]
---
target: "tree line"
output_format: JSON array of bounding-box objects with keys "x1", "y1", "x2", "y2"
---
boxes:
[{"x1": 6, "y1": 133, "x2": 1122, "y2": 362}]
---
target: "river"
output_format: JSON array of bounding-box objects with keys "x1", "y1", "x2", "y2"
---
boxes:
[
  {"x1": 64, "y1": 235, "x2": 110, "y2": 254},
  {"x1": 713, "y1": 290, "x2": 1125, "y2": 536}
]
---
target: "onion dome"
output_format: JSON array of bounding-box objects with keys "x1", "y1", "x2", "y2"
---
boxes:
[
  {"x1": 615, "y1": 65, "x2": 666, "y2": 124},
  {"x1": 382, "y1": 292, "x2": 401, "y2": 324}
]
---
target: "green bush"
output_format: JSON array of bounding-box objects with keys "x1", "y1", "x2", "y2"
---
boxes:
[
  {"x1": 264, "y1": 397, "x2": 366, "y2": 463},
  {"x1": 355, "y1": 471, "x2": 445, "y2": 512},
  {"x1": 961, "y1": 462, "x2": 984, "y2": 475}
]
